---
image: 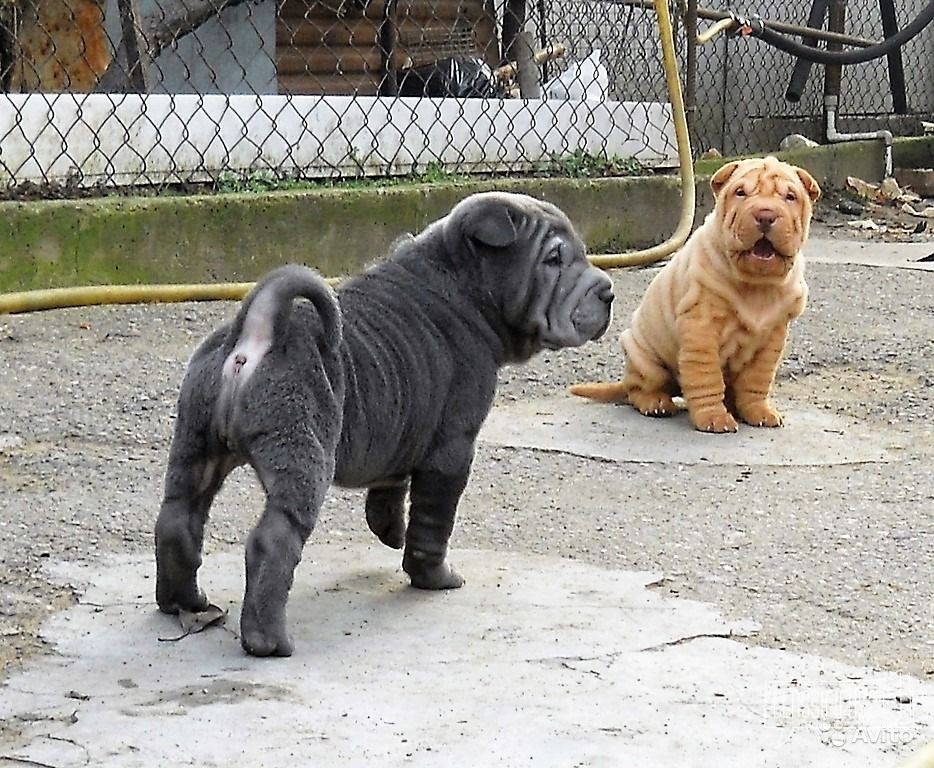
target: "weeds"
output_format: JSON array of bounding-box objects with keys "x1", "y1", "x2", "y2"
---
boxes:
[
  {"x1": 210, "y1": 160, "x2": 469, "y2": 195},
  {"x1": 540, "y1": 150, "x2": 650, "y2": 178},
  {"x1": 1, "y1": 153, "x2": 650, "y2": 202}
]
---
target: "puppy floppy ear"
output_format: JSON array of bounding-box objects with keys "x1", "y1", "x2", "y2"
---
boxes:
[
  {"x1": 451, "y1": 198, "x2": 519, "y2": 249},
  {"x1": 710, "y1": 160, "x2": 742, "y2": 196},
  {"x1": 795, "y1": 167, "x2": 822, "y2": 202}
]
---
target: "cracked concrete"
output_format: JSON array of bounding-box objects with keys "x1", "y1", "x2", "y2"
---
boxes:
[
  {"x1": 481, "y1": 396, "x2": 898, "y2": 467},
  {"x1": 0, "y1": 546, "x2": 930, "y2": 767}
]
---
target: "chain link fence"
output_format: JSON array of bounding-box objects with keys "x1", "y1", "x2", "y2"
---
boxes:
[
  {"x1": 685, "y1": 0, "x2": 934, "y2": 156},
  {"x1": 0, "y1": 0, "x2": 931, "y2": 193}
]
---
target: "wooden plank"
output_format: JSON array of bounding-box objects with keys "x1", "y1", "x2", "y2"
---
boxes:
[
  {"x1": 396, "y1": 19, "x2": 473, "y2": 45},
  {"x1": 278, "y1": 72, "x2": 381, "y2": 94},
  {"x1": 275, "y1": 0, "x2": 498, "y2": 90},
  {"x1": 276, "y1": 18, "x2": 379, "y2": 47},
  {"x1": 395, "y1": 0, "x2": 479, "y2": 22},
  {"x1": 278, "y1": 46, "x2": 406, "y2": 74},
  {"x1": 278, "y1": 0, "x2": 386, "y2": 21}
]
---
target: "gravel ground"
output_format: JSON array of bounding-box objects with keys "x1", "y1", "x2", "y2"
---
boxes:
[{"x1": 1, "y1": 226, "x2": 932, "y2": 693}]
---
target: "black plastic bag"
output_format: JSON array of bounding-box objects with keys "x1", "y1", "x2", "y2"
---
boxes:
[{"x1": 397, "y1": 56, "x2": 507, "y2": 98}]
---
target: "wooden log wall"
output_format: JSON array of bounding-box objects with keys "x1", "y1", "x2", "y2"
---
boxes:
[{"x1": 277, "y1": 0, "x2": 498, "y2": 95}]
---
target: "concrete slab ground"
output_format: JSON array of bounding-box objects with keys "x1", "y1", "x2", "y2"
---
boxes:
[
  {"x1": 805, "y1": 236, "x2": 934, "y2": 272},
  {"x1": 0, "y1": 545, "x2": 929, "y2": 768},
  {"x1": 0, "y1": 233, "x2": 932, "y2": 766},
  {"x1": 482, "y1": 397, "x2": 897, "y2": 467}
]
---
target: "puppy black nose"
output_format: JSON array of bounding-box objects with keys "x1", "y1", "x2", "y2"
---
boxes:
[
  {"x1": 599, "y1": 285, "x2": 614, "y2": 304},
  {"x1": 755, "y1": 210, "x2": 777, "y2": 232}
]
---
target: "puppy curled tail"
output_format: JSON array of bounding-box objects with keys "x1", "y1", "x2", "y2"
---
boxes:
[
  {"x1": 568, "y1": 381, "x2": 630, "y2": 404},
  {"x1": 222, "y1": 265, "x2": 342, "y2": 388}
]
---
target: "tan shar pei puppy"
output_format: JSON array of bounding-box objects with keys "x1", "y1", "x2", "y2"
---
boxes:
[{"x1": 571, "y1": 155, "x2": 821, "y2": 433}]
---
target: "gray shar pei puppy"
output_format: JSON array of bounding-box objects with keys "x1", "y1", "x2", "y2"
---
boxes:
[{"x1": 155, "y1": 191, "x2": 614, "y2": 657}]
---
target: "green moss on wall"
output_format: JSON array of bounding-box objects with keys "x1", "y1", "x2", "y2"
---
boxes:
[{"x1": 0, "y1": 135, "x2": 924, "y2": 294}]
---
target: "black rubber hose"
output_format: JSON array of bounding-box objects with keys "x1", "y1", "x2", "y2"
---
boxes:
[
  {"x1": 784, "y1": 0, "x2": 827, "y2": 102},
  {"x1": 747, "y1": 0, "x2": 934, "y2": 65},
  {"x1": 879, "y1": 0, "x2": 908, "y2": 113}
]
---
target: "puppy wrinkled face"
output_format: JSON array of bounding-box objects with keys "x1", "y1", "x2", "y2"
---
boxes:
[
  {"x1": 531, "y1": 224, "x2": 614, "y2": 350},
  {"x1": 711, "y1": 156, "x2": 821, "y2": 280},
  {"x1": 448, "y1": 192, "x2": 613, "y2": 357}
]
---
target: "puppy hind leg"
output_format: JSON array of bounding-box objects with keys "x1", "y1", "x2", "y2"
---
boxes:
[
  {"x1": 155, "y1": 450, "x2": 230, "y2": 615},
  {"x1": 621, "y1": 334, "x2": 679, "y2": 417},
  {"x1": 365, "y1": 477, "x2": 408, "y2": 549},
  {"x1": 403, "y1": 468, "x2": 467, "y2": 590},
  {"x1": 240, "y1": 432, "x2": 331, "y2": 657}
]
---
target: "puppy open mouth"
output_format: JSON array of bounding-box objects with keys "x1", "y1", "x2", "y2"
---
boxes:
[{"x1": 743, "y1": 238, "x2": 781, "y2": 261}]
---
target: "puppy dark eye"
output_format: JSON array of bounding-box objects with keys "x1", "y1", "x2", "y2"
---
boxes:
[
  {"x1": 735, "y1": 188, "x2": 747, "y2": 197},
  {"x1": 785, "y1": 191, "x2": 797, "y2": 201},
  {"x1": 544, "y1": 249, "x2": 562, "y2": 266}
]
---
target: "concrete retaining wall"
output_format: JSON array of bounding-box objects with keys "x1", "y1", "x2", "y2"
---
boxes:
[{"x1": 1, "y1": 136, "x2": 931, "y2": 293}]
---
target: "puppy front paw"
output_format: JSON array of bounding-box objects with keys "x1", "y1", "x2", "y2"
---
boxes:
[
  {"x1": 739, "y1": 401, "x2": 783, "y2": 427},
  {"x1": 691, "y1": 406, "x2": 738, "y2": 433}
]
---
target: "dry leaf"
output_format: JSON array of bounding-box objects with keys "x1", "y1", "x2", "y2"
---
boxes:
[
  {"x1": 896, "y1": 192, "x2": 923, "y2": 205},
  {"x1": 159, "y1": 603, "x2": 227, "y2": 642},
  {"x1": 179, "y1": 604, "x2": 227, "y2": 634},
  {"x1": 846, "y1": 176, "x2": 904, "y2": 205},
  {"x1": 878, "y1": 177, "x2": 903, "y2": 201},
  {"x1": 846, "y1": 176, "x2": 878, "y2": 200}
]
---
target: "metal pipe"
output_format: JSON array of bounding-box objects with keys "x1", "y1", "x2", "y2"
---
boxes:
[
  {"x1": 536, "y1": 0, "x2": 550, "y2": 81},
  {"x1": 825, "y1": 95, "x2": 894, "y2": 178},
  {"x1": 879, "y1": 0, "x2": 908, "y2": 113},
  {"x1": 823, "y1": 0, "x2": 844, "y2": 104},
  {"x1": 609, "y1": 0, "x2": 876, "y2": 47},
  {"x1": 501, "y1": 0, "x2": 528, "y2": 66},
  {"x1": 377, "y1": 0, "x2": 400, "y2": 96},
  {"x1": 785, "y1": 0, "x2": 828, "y2": 103},
  {"x1": 818, "y1": 0, "x2": 892, "y2": 178},
  {"x1": 685, "y1": 0, "x2": 698, "y2": 137}
]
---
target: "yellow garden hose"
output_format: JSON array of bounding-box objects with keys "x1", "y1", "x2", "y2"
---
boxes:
[
  {"x1": 0, "y1": 282, "x2": 258, "y2": 315},
  {"x1": 0, "y1": 278, "x2": 348, "y2": 315},
  {"x1": 0, "y1": 0, "x2": 694, "y2": 314},
  {"x1": 588, "y1": 0, "x2": 696, "y2": 268}
]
